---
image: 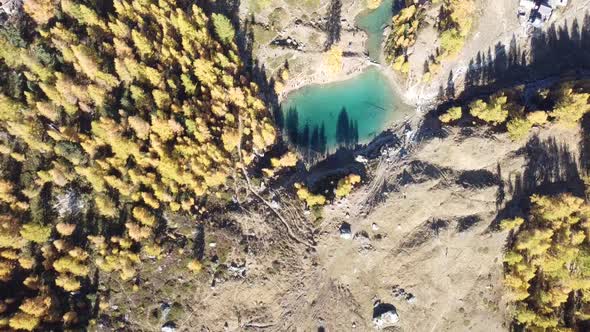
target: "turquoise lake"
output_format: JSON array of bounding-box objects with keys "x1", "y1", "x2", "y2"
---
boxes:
[
  {"x1": 281, "y1": 66, "x2": 407, "y2": 151},
  {"x1": 280, "y1": 0, "x2": 408, "y2": 153},
  {"x1": 356, "y1": 0, "x2": 395, "y2": 62}
]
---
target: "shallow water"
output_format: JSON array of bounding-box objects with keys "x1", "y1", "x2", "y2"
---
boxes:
[{"x1": 356, "y1": 0, "x2": 394, "y2": 62}]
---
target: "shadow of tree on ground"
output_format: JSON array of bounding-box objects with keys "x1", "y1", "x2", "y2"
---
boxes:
[{"x1": 490, "y1": 135, "x2": 584, "y2": 231}]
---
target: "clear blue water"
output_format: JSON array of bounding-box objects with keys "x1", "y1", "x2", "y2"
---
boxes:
[
  {"x1": 356, "y1": 0, "x2": 395, "y2": 62},
  {"x1": 280, "y1": 0, "x2": 407, "y2": 152}
]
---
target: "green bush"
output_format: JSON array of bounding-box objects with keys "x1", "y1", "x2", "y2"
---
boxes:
[
  {"x1": 211, "y1": 14, "x2": 235, "y2": 44},
  {"x1": 469, "y1": 96, "x2": 509, "y2": 125},
  {"x1": 439, "y1": 29, "x2": 464, "y2": 56},
  {"x1": 507, "y1": 118, "x2": 532, "y2": 141},
  {"x1": 439, "y1": 106, "x2": 462, "y2": 123}
]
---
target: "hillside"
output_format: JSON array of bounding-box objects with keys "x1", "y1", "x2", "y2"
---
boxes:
[{"x1": 1, "y1": 0, "x2": 590, "y2": 331}]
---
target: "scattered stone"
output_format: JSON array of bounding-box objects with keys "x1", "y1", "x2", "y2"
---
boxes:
[
  {"x1": 372, "y1": 301, "x2": 399, "y2": 330},
  {"x1": 355, "y1": 231, "x2": 374, "y2": 252},
  {"x1": 209, "y1": 242, "x2": 216, "y2": 248},
  {"x1": 392, "y1": 284, "x2": 416, "y2": 304},
  {"x1": 339, "y1": 222, "x2": 352, "y2": 239},
  {"x1": 228, "y1": 263, "x2": 247, "y2": 278},
  {"x1": 355, "y1": 155, "x2": 368, "y2": 163},
  {"x1": 269, "y1": 200, "x2": 281, "y2": 210},
  {"x1": 161, "y1": 321, "x2": 176, "y2": 332},
  {"x1": 160, "y1": 302, "x2": 171, "y2": 321},
  {"x1": 372, "y1": 223, "x2": 379, "y2": 231},
  {"x1": 353, "y1": 230, "x2": 370, "y2": 240}
]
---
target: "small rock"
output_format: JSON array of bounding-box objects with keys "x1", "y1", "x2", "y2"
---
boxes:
[
  {"x1": 228, "y1": 263, "x2": 247, "y2": 278},
  {"x1": 160, "y1": 302, "x2": 171, "y2": 321},
  {"x1": 339, "y1": 222, "x2": 352, "y2": 239},
  {"x1": 161, "y1": 321, "x2": 176, "y2": 332},
  {"x1": 355, "y1": 155, "x2": 368, "y2": 163},
  {"x1": 209, "y1": 242, "x2": 216, "y2": 248},
  {"x1": 269, "y1": 200, "x2": 281, "y2": 209},
  {"x1": 372, "y1": 223, "x2": 379, "y2": 231}
]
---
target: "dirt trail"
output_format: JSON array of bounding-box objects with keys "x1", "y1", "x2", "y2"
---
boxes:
[{"x1": 159, "y1": 122, "x2": 580, "y2": 332}]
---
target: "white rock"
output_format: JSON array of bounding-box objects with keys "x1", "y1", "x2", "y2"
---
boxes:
[
  {"x1": 355, "y1": 155, "x2": 368, "y2": 163},
  {"x1": 373, "y1": 311, "x2": 399, "y2": 330}
]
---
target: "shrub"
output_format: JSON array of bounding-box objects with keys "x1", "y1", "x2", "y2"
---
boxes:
[
  {"x1": 325, "y1": 47, "x2": 343, "y2": 75},
  {"x1": 366, "y1": 0, "x2": 382, "y2": 9},
  {"x1": 439, "y1": 29, "x2": 464, "y2": 57},
  {"x1": 469, "y1": 95, "x2": 509, "y2": 125},
  {"x1": 20, "y1": 224, "x2": 51, "y2": 243},
  {"x1": 249, "y1": 0, "x2": 273, "y2": 12},
  {"x1": 526, "y1": 111, "x2": 549, "y2": 126},
  {"x1": 334, "y1": 174, "x2": 361, "y2": 198},
  {"x1": 507, "y1": 118, "x2": 532, "y2": 141},
  {"x1": 439, "y1": 106, "x2": 462, "y2": 123},
  {"x1": 187, "y1": 260, "x2": 202, "y2": 273}
]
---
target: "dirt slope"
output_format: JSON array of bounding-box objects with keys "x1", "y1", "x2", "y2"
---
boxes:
[{"x1": 143, "y1": 123, "x2": 578, "y2": 332}]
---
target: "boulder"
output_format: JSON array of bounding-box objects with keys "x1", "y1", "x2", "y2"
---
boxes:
[
  {"x1": 372, "y1": 302, "x2": 399, "y2": 330},
  {"x1": 339, "y1": 222, "x2": 352, "y2": 239},
  {"x1": 161, "y1": 321, "x2": 176, "y2": 332}
]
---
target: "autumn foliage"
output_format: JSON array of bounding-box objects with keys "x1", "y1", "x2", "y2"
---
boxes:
[
  {"x1": 0, "y1": 0, "x2": 277, "y2": 329},
  {"x1": 502, "y1": 194, "x2": 590, "y2": 330}
]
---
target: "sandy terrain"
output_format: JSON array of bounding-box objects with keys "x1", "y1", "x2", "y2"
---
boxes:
[
  {"x1": 96, "y1": 2, "x2": 590, "y2": 331},
  {"x1": 406, "y1": 0, "x2": 590, "y2": 104},
  {"x1": 240, "y1": 0, "x2": 375, "y2": 100},
  {"x1": 246, "y1": 0, "x2": 590, "y2": 106},
  {"x1": 134, "y1": 121, "x2": 580, "y2": 332},
  {"x1": 178, "y1": 1, "x2": 589, "y2": 331}
]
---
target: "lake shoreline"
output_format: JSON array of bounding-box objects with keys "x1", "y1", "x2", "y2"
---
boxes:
[{"x1": 277, "y1": 0, "x2": 438, "y2": 110}]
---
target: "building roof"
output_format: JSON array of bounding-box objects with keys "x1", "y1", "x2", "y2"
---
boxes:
[{"x1": 538, "y1": 4, "x2": 553, "y2": 18}]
